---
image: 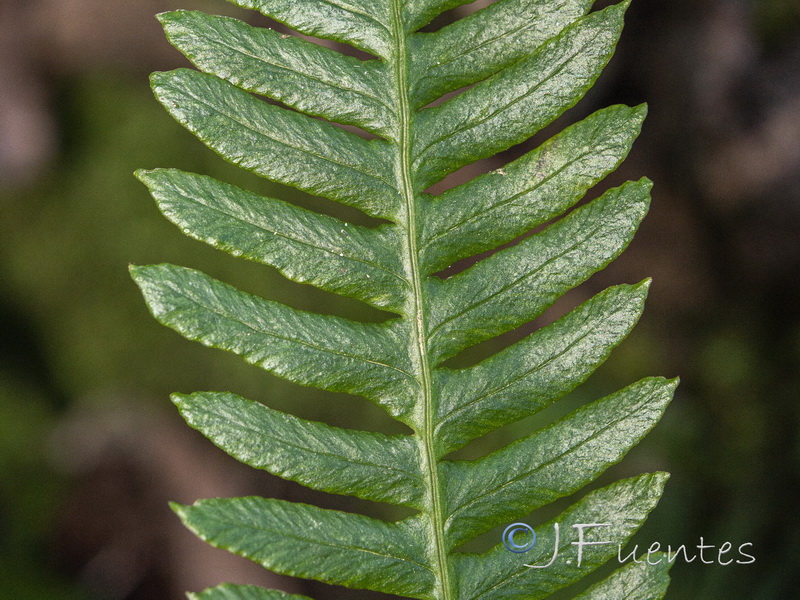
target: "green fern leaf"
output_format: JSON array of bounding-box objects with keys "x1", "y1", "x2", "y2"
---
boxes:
[
  {"x1": 189, "y1": 583, "x2": 313, "y2": 600},
  {"x1": 132, "y1": 0, "x2": 677, "y2": 598}
]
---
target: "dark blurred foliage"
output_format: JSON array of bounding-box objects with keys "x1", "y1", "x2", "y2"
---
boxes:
[{"x1": 1, "y1": 0, "x2": 798, "y2": 598}]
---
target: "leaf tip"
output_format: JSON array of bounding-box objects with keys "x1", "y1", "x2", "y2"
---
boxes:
[
  {"x1": 148, "y1": 72, "x2": 166, "y2": 95},
  {"x1": 647, "y1": 375, "x2": 680, "y2": 394},
  {"x1": 154, "y1": 11, "x2": 176, "y2": 26},
  {"x1": 128, "y1": 264, "x2": 167, "y2": 293},
  {"x1": 149, "y1": 70, "x2": 177, "y2": 92},
  {"x1": 647, "y1": 470, "x2": 671, "y2": 493},
  {"x1": 169, "y1": 500, "x2": 191, "y2": 520},
  {"x1": 133, "y1": 168, "x2": 155, "y2": 184},
  {"x1": 130, "y1": 263, "x2": 162, "y2": 284},
  {"x1": 170, "y1": 392, "x2": 190, "y2": 408},
  {"x1": 615, "y1": 0, "x2": 633, "y2": 13},
  {"x1": 635, "y1": 277, "x2": 653, "y2": 294},
  {"x1": 596, "y1": 0, "x2": 631, "y2": 26},
  {"x1": 157, "y1": 10, "x2": 197, "y2": 42},
  {"x1": 637, "y1": 176, "x2": 654, "y2": 191}
]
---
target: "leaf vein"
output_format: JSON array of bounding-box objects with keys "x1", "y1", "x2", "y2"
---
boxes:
[
  {"x1": 424, "y1": 17, "x2": 537, "y2": 72},
  {"x1": 180, "y1": 85, "x2": 395, "y2": 188},
  {"x1": 315, "y1": 0, "x2": 391, "y2": 34},
  {"x1": 184, "y1": 291, "x2": 415, "y2": 380},
  {"x1": 416, "y1": 45, "x2": 580, "y2": 159},
  {"x1": 436, "y1": 327, "x2": 592, "y2": 429},
  {"x1": 200, "y1": 34, "x2": 394, "y2": 114},
  {"x1": 215, "y1": 513, "x2": 432, "y2": 571},
  {"x1": 172, "y1": 190, "x2": 409, "y2": 287},
  {"x1": 217, "y1": 410, "x2": 423, "y2": 479},
  {"x1": 429, "y1": 216, "x2": 610, "y2": 340},
  {"x1": 424, "y1": 145, "x2": 596, "y2": 248},
  {"x1": 448, "y1": 414, "x2": 633, "y2": 522}
]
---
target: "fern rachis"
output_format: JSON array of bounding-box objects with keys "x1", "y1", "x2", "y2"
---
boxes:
[{"x1": 132, "y1": 0, "x2": 677, "y2": 598}]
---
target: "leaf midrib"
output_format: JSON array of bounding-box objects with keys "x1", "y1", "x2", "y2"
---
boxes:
[{"x1": 390, "y1": 1, "x2": 454, "y2": 598}]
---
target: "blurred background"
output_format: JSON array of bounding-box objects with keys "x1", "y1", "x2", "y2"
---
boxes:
[{"x1": 1, "y1": 0, "x2": 798, "y2": 598}]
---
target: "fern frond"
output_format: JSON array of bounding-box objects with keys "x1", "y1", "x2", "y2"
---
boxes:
[{"x1": 133, "y1": 0, "x2": 676, "y2": 598}]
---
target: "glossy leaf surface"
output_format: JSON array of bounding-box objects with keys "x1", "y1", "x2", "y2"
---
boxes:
[{"x1": 134, "y1": 0, "x2": 675, "y2": 597}]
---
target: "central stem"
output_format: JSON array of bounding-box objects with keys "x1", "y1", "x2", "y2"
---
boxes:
[{"x1": 389, "y1": 3, "x2": 455, "y2": 599}]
